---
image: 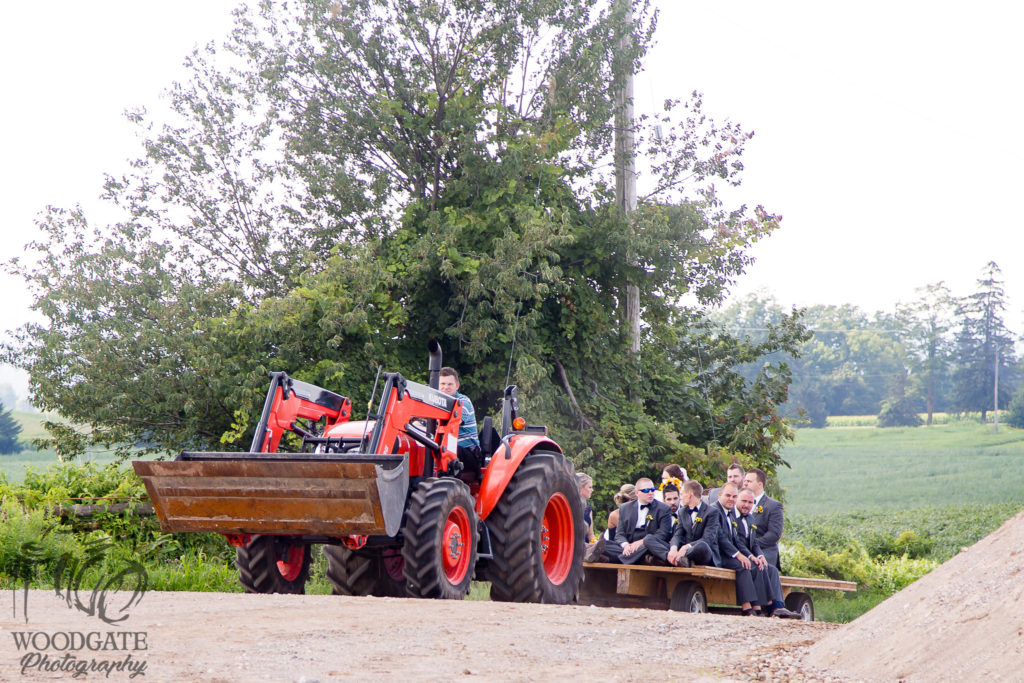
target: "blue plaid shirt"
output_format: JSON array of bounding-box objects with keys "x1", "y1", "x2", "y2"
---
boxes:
[{"x1": 454, "y1": 391, "x2": 479, "y2": 449}]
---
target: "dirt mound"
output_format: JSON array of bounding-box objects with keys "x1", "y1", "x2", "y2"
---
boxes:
[{"x1": 805, "y1": 508, "x2": 1024, "y2": 681}]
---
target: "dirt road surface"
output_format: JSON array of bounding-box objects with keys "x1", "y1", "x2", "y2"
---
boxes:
[{"x1": 2, "y1": 590, "x2": 844, "y2": 682}]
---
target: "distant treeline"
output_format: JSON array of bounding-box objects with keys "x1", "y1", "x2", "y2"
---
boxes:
[{"x1": 714, "y1": 262, "x2": 1021, "y2": 427}]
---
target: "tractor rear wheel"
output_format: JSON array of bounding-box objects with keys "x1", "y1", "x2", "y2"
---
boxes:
[
  {"x1": 488, "y1": 450, "x2": 584, "y2": 604},
  {"x1": 323, "y1": 545, "x2": 406, "y2": 597},
  {"x1": 235, "y1": 535, "x2": 310, "y2": 594},
  {"x1": 402, "y1": 478, "x2": 478, "y2": 599}
]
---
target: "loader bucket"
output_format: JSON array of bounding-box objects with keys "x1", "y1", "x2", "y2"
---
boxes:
[{"x1": 132, "y1": 453, "x2": 409, "y2": 537}]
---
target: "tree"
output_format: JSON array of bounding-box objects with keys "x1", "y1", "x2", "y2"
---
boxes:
[
  {"x1": 4, "y1": 0, "x2": 799, "y2": 501},
  {"x1": 895, "y1": 282, "x2": 954, "y2": 425},
  {"x1": 951, "y1": 262, "x2": 1018, "y2": 420},
  {"x1": 877, "y1": 370, "x2": 923, "y2": 428},
  {"x1": 0, "y1": 401, "x2": 23, "y2": 455}
]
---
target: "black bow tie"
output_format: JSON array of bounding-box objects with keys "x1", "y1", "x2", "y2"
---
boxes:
[
  {"x1": 639, "y1": 503, "x2": 650, "y2": 510},
  {"x1": 688, "y1": 507, "x2": 700, "y2": 515}
]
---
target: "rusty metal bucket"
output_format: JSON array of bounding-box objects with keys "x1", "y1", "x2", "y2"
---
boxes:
[{"x1": 132, "y1": 453, "x2": 409, "y2": 537}]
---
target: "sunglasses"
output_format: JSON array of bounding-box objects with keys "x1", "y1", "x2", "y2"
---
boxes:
[{"x1": 638, "y1": 487, "x2": 656, "y2": 494}]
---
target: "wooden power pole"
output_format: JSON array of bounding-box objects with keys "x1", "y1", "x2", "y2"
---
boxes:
[{"x1": 614, "y1": 0, "x2": 640, "y2": 355}]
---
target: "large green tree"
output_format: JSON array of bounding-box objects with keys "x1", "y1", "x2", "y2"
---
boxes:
[
  {"x1": 952, "y1": 262, "x2": 1018, "y2": 420},
  {"x1": 894, "y1": 282, "x2": 955, "y2": 425},
  {"x1": 5, "y1": 0, "x2": 802, "y2": 499}
]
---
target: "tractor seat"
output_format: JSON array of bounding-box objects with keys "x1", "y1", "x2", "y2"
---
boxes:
[{"x1": 479, "y1": 416, "x2": 501, "y2": 460}]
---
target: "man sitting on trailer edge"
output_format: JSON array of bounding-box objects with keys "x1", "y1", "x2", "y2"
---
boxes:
[
  {"x1": 664, "y1": 480, "x2": 718, "y2": 568},
  {"x1": 438, "y1": 367, "x2": 482, "y2": 481},
  {"x1": 606, "y1": 477, "x2": 673, "y2": 565}
]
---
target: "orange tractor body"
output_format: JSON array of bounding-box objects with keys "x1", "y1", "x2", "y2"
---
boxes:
[{"x1": 133, "y1": 342, "x2": 584, "y2": 602}]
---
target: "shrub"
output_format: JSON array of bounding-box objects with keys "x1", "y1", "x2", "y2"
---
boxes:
[
  {"x1": 1006, "y1": 388, "x2": 1024, "y2": 429},
  {"x1": 863, "y1": 529, "x2": 934, "y2": 559},
  {"x1": 0, "y1": 500, "x2": 82, "y2": 588}
]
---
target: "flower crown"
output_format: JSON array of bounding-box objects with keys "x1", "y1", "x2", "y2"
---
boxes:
[{"x1": 659, "y1": 477, "x2": 684, "y2": 491}]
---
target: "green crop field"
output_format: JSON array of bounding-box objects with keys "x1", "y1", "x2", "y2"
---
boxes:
[
  {"x1": 776, "y1": 421, "x2": 1024, "y2": 621},
  {"x1": 777, "y1": 422, "x2": 1024, "y2": 516}
]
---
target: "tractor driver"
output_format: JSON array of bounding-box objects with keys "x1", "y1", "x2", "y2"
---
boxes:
[{"x1": 438, "y1": 367, "x2": 482, "y2": 481}]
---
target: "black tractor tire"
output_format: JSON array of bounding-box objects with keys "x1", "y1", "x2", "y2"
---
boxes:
[
  {"x1": 235, "y1": 535, "x2": 311, "y2": 594},
  {"x1": 488, "y1": 450, "x2": 585, "y2": 604},
  {"x1": 402, "y1": 478, "x2": 478, "y2": 599},
  {"x1": 323, "y1": 545, "x2": 406, "y2": 597}
]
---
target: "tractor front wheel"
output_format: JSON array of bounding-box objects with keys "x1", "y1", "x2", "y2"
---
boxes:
[
  {"x1": 235, "y1": 535, "x2": 310, "y2": 594},
  {"x1": 402, "y1": 478, "x2": 478, "y2": 599},
  {"x1": 488, "y1": 450, "x2": 584, "y2": 604}
]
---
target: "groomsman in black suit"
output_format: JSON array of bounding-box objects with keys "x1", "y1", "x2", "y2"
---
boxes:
[
  {"x1": 744, "y1": 467, "x2": 784, "y2": 571},
  {"x1": 606, "y1": 477, "x2": 673, "y2": 565},
  {"x1": 706, "y1": 462, "x2": 745, "y2": 506},
  {"x1": 664, "y1": 480, "x2": 718, "y2": 567},
  {"x1": 710, "y1": 482, "x2": 764, "y2": 616},
  {"x1": 734, "y1": 488, "x2": 801, "y2": 619}
]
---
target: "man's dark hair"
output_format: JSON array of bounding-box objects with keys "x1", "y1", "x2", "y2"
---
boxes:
[
  {"x1": 662, "y1": 482, "x2": 679, "y2": 495},
  {"x1": 727, "y1": 462, "x2": 745, "y2": 475},
  {"x1": 748, "y1": 467, "x2": 767, "y2": 487},
  {"x1": 439, "y1": 367, "x2": 459, "y2": 381}
]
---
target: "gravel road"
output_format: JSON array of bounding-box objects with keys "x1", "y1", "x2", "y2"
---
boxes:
[{"x1": 2, "y1": 590, "x2": 850, "y2": 682}]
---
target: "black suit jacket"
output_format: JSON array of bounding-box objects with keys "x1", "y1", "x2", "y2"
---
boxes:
[
  {"x1": 669, "y1": 501, "x2": 719, "y2": 553},
  {"x1": 732, "y1": 512, "x2": 763, "y2": 559},
  {"x1": 748, "y1": 494, "x2": 783, "y2": 568},
  {"x1": 614, "y1": 499, "x2": 673, "y2": 546},
  {"x1": 710, "y1": 501, "x2": 742, "y2": 566}
]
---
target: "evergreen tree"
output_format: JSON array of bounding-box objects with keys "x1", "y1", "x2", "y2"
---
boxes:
[
  {"x1": 951, "y1": 262, "x2": 1018, "y2": 420},
  {"x1": 0, "y1": 401, "x2": 23, "y2": 455}
]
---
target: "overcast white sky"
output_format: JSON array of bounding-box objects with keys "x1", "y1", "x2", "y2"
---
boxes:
[{"x1": 1, "y1": 0, "x2": 1022, "y2": 403}]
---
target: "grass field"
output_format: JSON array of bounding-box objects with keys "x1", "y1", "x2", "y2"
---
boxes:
[
  {"x1": 777, "y1": 420, "x2": 1024, "y2": 621},
  {"x1": 0, "y1": 411, "x2": 123, "y2": 482},
  {"x1": 777, "y1": 421, "x2": 1024, "y2": 516}
]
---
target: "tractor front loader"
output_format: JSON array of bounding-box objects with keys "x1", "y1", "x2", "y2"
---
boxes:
[{"x1": 133, "y1": 341, "x2": 584, "y2": 603}]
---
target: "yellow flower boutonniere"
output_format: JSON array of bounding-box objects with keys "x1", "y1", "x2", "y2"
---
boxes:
[
  {"x1": 695, "y1": 517, "x2": 702, "y2": 524},
  {"x1": 752, "y1": 524, "x2": 758, "y2": 530},
  {"x1": 757, "y1": 505, "x2": 764, "y2": 514},
  {"x1": 731, "y1": 520, "x2": 737, "y2": 528},
  {"x1": 645, "y1": 514, "x2": 654, "y2": 522}
]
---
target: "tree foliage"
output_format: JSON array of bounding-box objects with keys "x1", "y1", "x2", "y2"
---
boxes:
[
  {"x1": 4, "y1": 0, "x2": 801, "y2": 505},
  {"x1": 951, "y1": 262, "x2": 1018, "y2": 419}
]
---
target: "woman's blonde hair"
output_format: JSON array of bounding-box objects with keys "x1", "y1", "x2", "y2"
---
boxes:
[{"x1": 613, "y1": 483, "x2": 637, "y2": 505}]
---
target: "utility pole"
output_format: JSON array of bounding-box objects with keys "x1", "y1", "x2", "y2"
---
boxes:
[
  {"x1": 994, "y1": 347, "x2": 1000, "y2": 432},
  {"x1": 614, "y1": 0, "x2": 639, "y2": 355}
]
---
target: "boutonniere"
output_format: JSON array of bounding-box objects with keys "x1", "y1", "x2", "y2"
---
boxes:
[
  {"x1": 695, "y1": 517, "x2": 702, "y2": 523},
  {"x1": 757, "y1": 505, "x2": 764, "y2": 514},
  {"x1": 645, "y1": 514, "x2": 654, "y2": 522},
  {"x1": 731, "y1": 520, "x2": 737, "y2": 528},
  {"x1": 752, "y1": 524, "x2": 758, "y2": 530}
]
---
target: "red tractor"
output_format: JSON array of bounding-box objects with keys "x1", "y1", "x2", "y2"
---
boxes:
[{"x1": 133, "y1": 341, "x2": 584, "y2": 603}]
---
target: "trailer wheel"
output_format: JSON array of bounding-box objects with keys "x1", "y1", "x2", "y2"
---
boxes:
[
  {"x1": 670, "y1": 581, "x2": 708, "y2": 613},
  {"x1": 488, "y1": 450, "x2": 584, "y2": 604},
  {"x1": 402, "y1": 478, "x2": 478, "y2": 599},
  {"x1": 323, "y1": 546, "x2": 406, "y2": 597},
  {"x1": 785, "y1": 592, "x2": 815, "y2": 621},
  {"x1": 235, "y1": 535, "x2": 310, "y2": 594}
]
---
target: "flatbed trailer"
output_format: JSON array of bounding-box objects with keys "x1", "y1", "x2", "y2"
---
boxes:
[{"x1": 579, "y1": 562, "x2": 856, "y2": 620}]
